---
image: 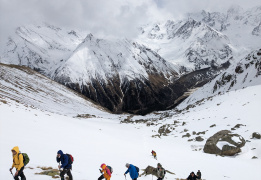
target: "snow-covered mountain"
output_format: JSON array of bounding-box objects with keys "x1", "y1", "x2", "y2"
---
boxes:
[
  {"x1": 137, "y1": 18, "x2": 233, "y2": 72},
  {"x1": 177, "y1": 48, "x2": 261, "y2": 109},
  {"x1": 190, "y1": 5, "x2": 261, "y2": 58},
  {"x1": 138, "y1": 5, "x2": 261, "y2": 73},
  {"x1": 1, "y1": 5, "x2": 260, "y2": 114},
  {"x1": 0, "y1": 23, "x2": 85, "y2": 76},
  {"x1": 52, "y1": 34, "x2": 182, "y2": 114}
]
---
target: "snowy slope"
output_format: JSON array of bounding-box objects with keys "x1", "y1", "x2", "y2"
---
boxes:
[
  {"x1": 0, "y1": 23, "x2": 86, "y2": 76},
  {"x1": 178, "y1": 48, "x2": 261, "y2": 109},
  {"x1": 1, "y1": 77, "x2": 260, "y2": 180},
  {"x1": 0, "y1": 63, "x2": 109, "y2": 116},
  {"x1": 137, "y1": 18, "x2": 233, "y2": 72}
]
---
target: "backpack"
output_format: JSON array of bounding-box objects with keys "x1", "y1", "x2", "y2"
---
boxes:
[
  {"x1": 135, "y1": 166, "x2": 139, "y2": 173},
  {"x1": 18, "y1": 153, "x2": 30, "y2": 166},
  {"x1": 107, "y1": 165, "x2": 113, "y2": 174},
  {"x1": 66, "y1": 154, "x2": 74, "y2": 164}
]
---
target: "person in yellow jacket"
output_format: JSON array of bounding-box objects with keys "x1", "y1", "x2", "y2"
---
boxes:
[
  {"x1": 9, "y1": 146, "x2": 26, "y2": 180},
  {"x1": 98, "y1": 163, "x2": 111, "y2": 180}
]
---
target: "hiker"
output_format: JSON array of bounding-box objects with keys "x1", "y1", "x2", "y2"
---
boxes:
[
  {"x1": 98, "y1": 163, "x2": 111, "y2": 180},
  {"x1": 57, "y1": 150, "x2": 73, "y2": 180},
  {"x1": 10, "y1": 146, "x2": 26, "y2": 180},
  {"x1": 196, "y1": 170, "x2": 201, "y2": 180},
  {"x1": 151, "y1": 150, "x2": 157, "y2": 160},
  {"x1": 124, "y1": 163, "x2": 139, "y2": 180},
  {"x1": 157, "y1": 163, "x2": 165, "y2": 180},
  {"x1": 187, "y1": 172, "x2": 198, "y2": 180}
]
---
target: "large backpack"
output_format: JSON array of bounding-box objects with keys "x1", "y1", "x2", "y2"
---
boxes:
[
  {"x1": 66, "y1": 154, "x2": 74, "y2": 164},
  {"x1": 18, "y1": 153, "x2": 30, "y2": 166},
  {"x1": 107, "y1": 165, "x2": 113, "y2": 174},
  {"x1": 135, "y1": 166, "x2": 139, "y2": 173}
]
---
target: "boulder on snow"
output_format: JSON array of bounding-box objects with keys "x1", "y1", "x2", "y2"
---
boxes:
[
  {"x1": 142, "y1": 166, "x2": 158, "y2": 177},
  {"x1": 252, "y1": 132, "x2": 261, "y2": 139},
  {"x1": 140, "y1": 165, "x2": 175, "y2": 177},
  {"x1": 195, "y1": 136, "x2": 204, "y2": 142},
  {"x1": 203, "y1": 130, "x2": 245, "y2": 156}
]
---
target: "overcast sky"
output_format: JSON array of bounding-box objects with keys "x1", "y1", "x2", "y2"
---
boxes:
[{"x1": 0, "y1": 0, "x2": 260, "y2": 46}]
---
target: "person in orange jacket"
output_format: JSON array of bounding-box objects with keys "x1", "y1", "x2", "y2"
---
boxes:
[
  {"x1": 98, "y1": 163, "x2": 111, "y2": 180},
  {"x1": 9, "y1": 146, "x2": 26, "y2": 180}
]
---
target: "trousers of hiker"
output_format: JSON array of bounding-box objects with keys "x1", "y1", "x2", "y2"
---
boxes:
[
  {"x1": 98, "y1": 163, "x2": 111, "y2": 180},
  {"x1": 10, "y1": 146, "x2": 26, "y2": 180},
  {"x1": 57, "y1": 150, "x2": 73, "y2": 180}
]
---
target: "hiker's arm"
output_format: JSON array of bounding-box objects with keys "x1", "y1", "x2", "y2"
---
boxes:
[
  {"x1": 125, "y1": 169, "x2": 129, "y2": 174},
  {"x1": 56, "y1": 156, "x2": 61, "y2": 163},
  {"x1": 17, "y1": 154, "x2": 24, "y2": 171},
  {"x1": 61, "y1": 156, "x2": 68, "y2": 168},
  {"x1": 11, "y1": 160, "x2": 15, "y2": 169}
]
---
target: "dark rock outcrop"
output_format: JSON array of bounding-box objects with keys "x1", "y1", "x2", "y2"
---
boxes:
[
  {"x1": 195, "y1": 136, "x2": 204, "y2": 142},
  {"x1": 252, "y1": 132, "x2": 261, "y2": 139},
  {"x1": 204, "y1": 130, "x2": 245, "y2": 156}
]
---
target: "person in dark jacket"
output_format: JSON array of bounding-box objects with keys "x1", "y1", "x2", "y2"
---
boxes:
[
  {"x1": 124, "y1": 163, "x2": 139, "y2": 180},
  {"x1": 196, "y1": 170, "x2": 201, "y2": 180},
  {"x1": 57, "y1": 150, "x2": 73, "y2": 180},
  {"x1": 187, "y1": 172, "x2": 198, "y2": 180},
  {"x1": 157, "y1": 163, "x2": 165, "y2": 180}
]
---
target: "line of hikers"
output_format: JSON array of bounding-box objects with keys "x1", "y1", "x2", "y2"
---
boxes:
[{"x1": 10, "y1": 146, "x2": 201, "y2": 180}]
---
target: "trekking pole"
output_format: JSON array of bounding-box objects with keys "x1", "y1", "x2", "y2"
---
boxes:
[
  {"x1": 10, "y1": 170, "x2": 15, "y2": 179},
  {"x1": 124, "y1": 174, "x2": 127, "y2": 180}
]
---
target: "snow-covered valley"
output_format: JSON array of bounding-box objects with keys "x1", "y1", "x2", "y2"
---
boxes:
[
  {"x1": 0, "y1": 54, "x2": 261, "y2": 179},
  {"x1": 1, "y1": 3, "x2": 261, "y2": 180}
]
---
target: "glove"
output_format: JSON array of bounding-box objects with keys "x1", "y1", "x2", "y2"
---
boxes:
[{"x1": 9, "y1": 168, "x2": 12, "y2": 172}]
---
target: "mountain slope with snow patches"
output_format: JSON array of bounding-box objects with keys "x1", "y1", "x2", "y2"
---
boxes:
[
  {"x1": 177, "y1": 48, "x2": 261, "y2": 109},
  {"x1": 0, "y1": 63, "x2": 109, "y2": 116}
]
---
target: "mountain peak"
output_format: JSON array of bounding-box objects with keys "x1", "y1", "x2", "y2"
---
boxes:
[{"x1": 85, "y1": 33, "x2": 94, "y2": 41}]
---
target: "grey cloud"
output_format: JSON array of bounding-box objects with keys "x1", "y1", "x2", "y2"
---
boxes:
[{"x1": 0, "y1": 0, "x2": 260, "y2": 50}]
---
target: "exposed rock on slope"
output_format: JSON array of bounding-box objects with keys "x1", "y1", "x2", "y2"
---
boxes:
[{"x1": 203, "y1": 130, "x2": 245, "y2": 156}]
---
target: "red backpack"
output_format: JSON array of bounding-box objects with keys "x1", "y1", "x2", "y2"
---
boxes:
[{"x1": 66, "y1": 154, "x2": 74, "y2": 164}]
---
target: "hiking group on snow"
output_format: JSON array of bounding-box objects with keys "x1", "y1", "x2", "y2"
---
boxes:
[{"x1": 10, "y1": 147, "x2": 202, "y2": 180}]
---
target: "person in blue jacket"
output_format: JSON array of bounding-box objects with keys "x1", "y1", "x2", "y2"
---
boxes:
[
  {"x1": 56, "y1": 150, "x2": 73, "y2": 180},
  {"x1": 124, "y1": 163, "x2": 139, "y2": 180}
]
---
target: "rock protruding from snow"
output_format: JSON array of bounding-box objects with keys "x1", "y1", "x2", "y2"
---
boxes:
[
  {"x1": 252, "y1": 132, "x2": 261, "y2": 139},
  {"x1": 204, "y1": 130, "x2": 245, "y2": 156}
]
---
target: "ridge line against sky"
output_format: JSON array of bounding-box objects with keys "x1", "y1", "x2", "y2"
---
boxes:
[{"x1": 0, "y1": 0, "x2": 260, "y2": 49}]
